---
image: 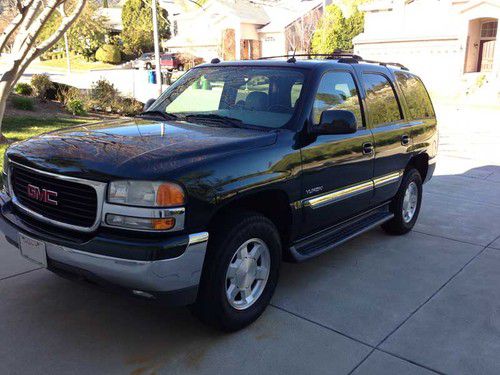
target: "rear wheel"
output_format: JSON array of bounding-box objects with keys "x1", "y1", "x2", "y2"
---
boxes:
[
  {"x1": 382, "y1": 168, "x2": 422, "y2": 235},
  {"x1": 192, "y1": 212, "x2": 281, "y2": 331}
]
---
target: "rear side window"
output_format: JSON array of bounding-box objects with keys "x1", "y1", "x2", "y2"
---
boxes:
[
  {"x1": 312, "y1": 71, "x2": 363, "y2": 127},
  {"x1": 362, "y1": 73, "x2": 402, "y2": 126},
  {"x1": 395, "y1": 72, "x2": 435, "y2": 119}
]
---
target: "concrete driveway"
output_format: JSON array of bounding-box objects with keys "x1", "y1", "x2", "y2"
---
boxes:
[{"x1": 1, "y1": 105, "x2": 499, "y2": 374}]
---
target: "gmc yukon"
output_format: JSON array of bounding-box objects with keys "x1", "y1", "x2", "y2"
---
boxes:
[{"x1": 0, "y1": 53, "x2": 437, "y2": 331}]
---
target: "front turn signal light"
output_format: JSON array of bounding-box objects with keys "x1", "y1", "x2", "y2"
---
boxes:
[
  {"x1": 152, "y1": 218, "x2": 176, "y2": 230},
  {"x1": 156, "y1": 183, "x2": 185, "y2": 207}
]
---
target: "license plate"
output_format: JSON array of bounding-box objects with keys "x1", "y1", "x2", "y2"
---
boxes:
[{"x1": 19, "y1": 233, "x2": 47, "y2": 267}]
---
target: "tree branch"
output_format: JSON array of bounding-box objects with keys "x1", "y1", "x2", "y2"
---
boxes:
[
  {"x1": 13, "y1": 0, "x2": 59, "y2": 54},
  {"x1": 0, "y1": 0, "x2": 35, "y2": 54},
  {"x1": 13, "y1": 0, "x2": 87, "y2": 85}
]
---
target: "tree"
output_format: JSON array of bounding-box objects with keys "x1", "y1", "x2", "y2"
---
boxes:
[
  {"x1": 0, "y1": 0, "x2": 87, "y2": 143},
  {"x1": 121, "y1": 0, "x2": 170, "y2": 57},
  {"x1": 37, "y1": 0, "x2": 109, "y2": 59},
  {"x1": 311, "y1": 4, "x2": 364, "y2": 54},
  {"x1": 285, "y1": 6, "x2": 321, "y2": 54}
]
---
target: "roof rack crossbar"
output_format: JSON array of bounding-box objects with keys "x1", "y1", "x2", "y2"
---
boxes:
[{"x1": 257, "y1": 52, "x2": 409, "y2": 71}]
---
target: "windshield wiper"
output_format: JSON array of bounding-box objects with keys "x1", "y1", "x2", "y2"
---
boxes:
[
  {"x1": 184, "y1": 114, "x2": 248, "y2": 129},
  {"x1": 136, "y1": 111, "x2": 178, "y2": 120}
]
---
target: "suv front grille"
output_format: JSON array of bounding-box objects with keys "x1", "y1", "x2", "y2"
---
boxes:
[{"x1": 11, "y1": 165, "x2": 98, "y2": 228}]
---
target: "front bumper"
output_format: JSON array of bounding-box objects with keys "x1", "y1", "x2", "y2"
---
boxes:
[{"x1": 0, "y1": 193, "x2": 208, "y2": 305}]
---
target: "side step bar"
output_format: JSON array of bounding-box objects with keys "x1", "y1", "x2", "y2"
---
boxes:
[{"x1": 289, "y1": 205, "x2": 394, "y2": 262}]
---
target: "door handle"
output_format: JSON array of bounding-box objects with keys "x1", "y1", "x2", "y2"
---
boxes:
[
  {"x1": 362, "y1": 142, "x2": 374, "y2": 155},
  {"x1": 401, "y1": 135, "x2": 410, "y2": 145}
]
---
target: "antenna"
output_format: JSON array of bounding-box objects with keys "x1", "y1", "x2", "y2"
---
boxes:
[{"x1": 287, "y1": 48, "x2": 297, "y2": 63}]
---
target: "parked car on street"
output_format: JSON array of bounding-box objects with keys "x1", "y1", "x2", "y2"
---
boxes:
[
  {"x1": 131, "y1": 52, "x2": 155, "y2": 70},
  {"x1": 0, "y1": 53, "x2": 437, "y2": 331},
  {"x1": 159, "y1": 53, "x2": 184, "y2": 71}
]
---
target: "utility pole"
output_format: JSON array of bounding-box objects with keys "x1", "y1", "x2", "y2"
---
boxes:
[
  {"x1": 63, "y1": 32, "x2": 71, "y2": 77},
  {"x1": 151, "y1": 0, "x2": 162, "y2": 95}
]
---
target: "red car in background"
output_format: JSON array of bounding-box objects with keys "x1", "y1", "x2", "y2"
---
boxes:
[{"x1": 160, "y1": 53, "x2": 184, "y2": 71}]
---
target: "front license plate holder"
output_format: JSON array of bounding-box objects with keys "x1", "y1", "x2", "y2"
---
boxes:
[{"x1": 19, "y1": 233, "x2": 47, "y2": 267}]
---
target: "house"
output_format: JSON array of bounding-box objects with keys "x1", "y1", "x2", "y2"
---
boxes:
[
  {"x1": 353, "y1": 0, "x2": 499, "y2": 95},
  {"x1": 165, "y1": 0, "x2": 325, "y2": 61}
]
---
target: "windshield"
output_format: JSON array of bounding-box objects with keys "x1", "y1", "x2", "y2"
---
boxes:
[{"x1": 149, "y1": 66, "x2": 305, "y2": 129}]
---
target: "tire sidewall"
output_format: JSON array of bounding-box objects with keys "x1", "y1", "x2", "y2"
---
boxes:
[
  {"x1": 394, "y1": 169, "x2": 423, "y2": 231},
  {"x1": 202, "y1": 214, "x2": 281, "y2": 330}
]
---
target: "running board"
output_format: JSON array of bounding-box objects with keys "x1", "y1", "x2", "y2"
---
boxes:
[{"x1": 289, "y1": 205, "x2": 394, "y2": 262}]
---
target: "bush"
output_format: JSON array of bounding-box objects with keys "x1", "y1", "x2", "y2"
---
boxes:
[
  {"x1": 95, "y1": 44, "x2": 121, "y2": 64},
  {"x1": 89, "y1": 79, "x2": 117, "y2": 110},
  {"x1": 14, "y1": 83, "x2": 33, "y2": 96},
  {"x1": 11, "y1": 96, "x2": 34, "y2": 111},
  {"x1": 31, "y1": 74, "x2": 53, "y2": 101},
  {"x1": 112, "y1": 97, "x2": 143, "y2": 116},
  {"x1": 66, "y1": 99, "x2": 86, "y2": 115}
]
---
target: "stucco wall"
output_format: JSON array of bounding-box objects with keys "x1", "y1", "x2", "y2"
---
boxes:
[
  {"x1": 260, "y1": 32, "x2": 286, "y2": 57},
  {"x1": 354, "y1": 0, "x2": 500, "y2": 95}
]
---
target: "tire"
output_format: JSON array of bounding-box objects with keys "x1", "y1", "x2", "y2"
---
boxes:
[
  {"x1": 192, "y1": 211, "x2": 282, "y2": 332},
  {"x1": 145, "y1": 62, "x2": 152, "y2": 70},
  {"x1": 382, "y1": 168, "x2": 423, "y2": 235}
]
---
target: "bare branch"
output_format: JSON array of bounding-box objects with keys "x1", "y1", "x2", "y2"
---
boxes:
[
  {"x1": 14, "y1": 0, "x2": 87, "y2": 84},
  {"x1": 0, "y1": 0, "x2": 35, "y2": 54},
  {"x1": 13, "y1": 0, "x2": 59, "y2": 59}
]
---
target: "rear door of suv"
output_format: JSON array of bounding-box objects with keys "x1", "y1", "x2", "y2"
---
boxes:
[{"x1": 353, "y1": 65, "x2": 412, "y2": 205}]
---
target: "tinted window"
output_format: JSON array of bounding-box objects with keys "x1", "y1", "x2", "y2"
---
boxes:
[
  {"x1": 395, "y1": 72, "x2": 435, "y2": 119},
  {"x1": 154, "y1": 67, "x2": 305, "y2": 129},
  {"x1": 363, "y1": 73, "x2": 402, "y2": 126},
  {"x1": 312, "y1": 71, "x2": 363, "y2": 127}
]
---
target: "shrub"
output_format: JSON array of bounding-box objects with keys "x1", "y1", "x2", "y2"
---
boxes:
[
  {"x1": 31, "y1": 74, "x2": 53, "y2": 101},
  {"x1": 66, "y1": 99, "x2": 86, "y2": 115},
  {"x1": 14, "y1": 83, "x2": 33, "y2": 96},
  {"x1": 95, "y1": 44, "x2": 121, "y2": 64},
  {"x1": 112, "y1": 97, "x2": 143, "y2": 116},
  {"x1": 11, "y1": 96, "x2": 34, "y2": 111},
  {"x1": 89, "y1": 79, "x2": 118, "y2": 110}
]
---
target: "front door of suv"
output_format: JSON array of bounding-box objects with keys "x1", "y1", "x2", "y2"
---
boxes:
[
  {"x1": 354, "y1": 66, "x2": 412, "y2": 204},
  {"x1": 299, "y1": 70, "x2": 375, "y2": 236}
]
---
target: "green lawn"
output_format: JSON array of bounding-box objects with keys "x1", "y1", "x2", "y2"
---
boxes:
[
  {"x1": 0, "y1": 116, "x2": 93, "y2": 173},
  {"x1": 37, "y1": 55, "x2": 117, "y2": 71}
]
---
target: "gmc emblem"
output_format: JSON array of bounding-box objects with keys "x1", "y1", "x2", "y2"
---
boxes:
[{"x1": 27, "y1": 184, "x2": 58, "y2": 205}]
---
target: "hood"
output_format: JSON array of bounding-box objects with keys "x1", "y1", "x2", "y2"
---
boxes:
[{"x1": 6, "y1": 118, "x2": 278, "y2": 181}]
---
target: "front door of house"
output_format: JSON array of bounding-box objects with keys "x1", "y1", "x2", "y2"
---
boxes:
[{"x1": 478, "y1": 40, "x2": 495, "y2": 72}]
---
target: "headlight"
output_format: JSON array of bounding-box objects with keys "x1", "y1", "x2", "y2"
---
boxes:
[{"x1": 108, "y1": 181, "x2": 185, "y2": 207}]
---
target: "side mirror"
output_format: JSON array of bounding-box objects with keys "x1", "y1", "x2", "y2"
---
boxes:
[
  {"x1": 144, "y1": 98, "x2": 156, "y2": 111},
  {"x1": 313, "y1": 110, "x2": 357, "y2": 135}
]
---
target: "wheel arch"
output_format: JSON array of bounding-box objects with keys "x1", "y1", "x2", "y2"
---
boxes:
[
  {"x1": 407, "y1": 152, "x2": 429, "y2": 181},
  {"x1": 208, "y1": 189, "x2": 294, "y2": 253}
]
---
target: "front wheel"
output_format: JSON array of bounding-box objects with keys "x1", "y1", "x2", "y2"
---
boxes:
[
  {"x1": 192, "y1": 212, "x2": 281, "y2": 331},
  {"x1": 382, "y1": 168, "x2": 423, "y2": 235}
]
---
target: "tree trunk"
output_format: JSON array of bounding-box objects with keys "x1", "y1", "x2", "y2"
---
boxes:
[
  {"x1": 0, "y1": 0, "x2": 87, "y2": 144},
  {"x1": 0, "y1": 74, "x2": 14, "y2": 144}
]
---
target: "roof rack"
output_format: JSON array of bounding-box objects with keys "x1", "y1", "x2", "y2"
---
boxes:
[{"x1": 258, "y1": 50, "x2": 409, "y2": 71}]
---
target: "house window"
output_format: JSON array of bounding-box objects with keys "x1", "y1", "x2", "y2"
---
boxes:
[
  {"x1": 481, "y1": 21, "x2": 498, "y2": 38},
  {"x1": 173, "y1": 20, "x2": 178, "y2": 36}
]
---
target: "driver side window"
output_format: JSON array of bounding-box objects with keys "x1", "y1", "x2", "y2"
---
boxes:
[{"x1": 312, "y1": 71, "x2": 363, "y2": 127}]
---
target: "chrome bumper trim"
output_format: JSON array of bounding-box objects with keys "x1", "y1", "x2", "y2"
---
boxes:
[{"x1": 48, "y1": 232, "x2": 209, "y2": 292}]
